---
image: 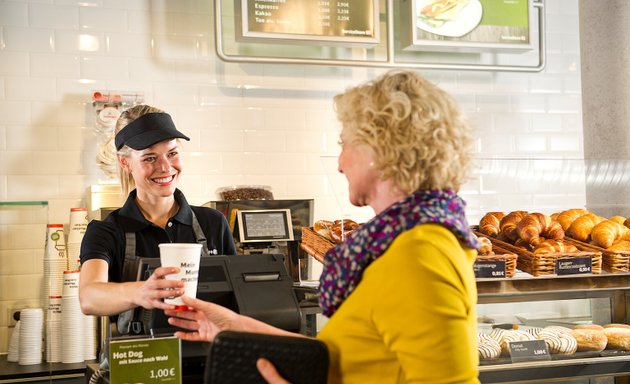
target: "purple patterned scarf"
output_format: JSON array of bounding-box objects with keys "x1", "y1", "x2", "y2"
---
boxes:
[{"x1": 318, "y1": 189, "x2": 479, "y2": 317}]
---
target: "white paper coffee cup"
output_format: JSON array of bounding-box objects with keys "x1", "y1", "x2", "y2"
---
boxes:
[{"x1": 158, "y1": 243, "x2": 202, "y2": 311}]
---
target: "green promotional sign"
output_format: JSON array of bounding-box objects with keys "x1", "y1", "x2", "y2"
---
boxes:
[{"x1": 110, "y1": 336, "x2": 182, "y2": 384}]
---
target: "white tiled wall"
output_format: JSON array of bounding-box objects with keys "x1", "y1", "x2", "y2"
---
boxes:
[{"x1": 0, "y1": 0, "x2": 584, "y2": 353}]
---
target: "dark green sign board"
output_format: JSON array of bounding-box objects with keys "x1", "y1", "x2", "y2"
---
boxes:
[{"x1": 110, "y1": 336, "x2": 182, "y2": 384}]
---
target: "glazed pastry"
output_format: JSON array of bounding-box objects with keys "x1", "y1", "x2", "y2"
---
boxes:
[
  {"x1": 591, "y1": 220, "x2": 630, "y2": 248},
  {"x1": 330, "y1": 219, "x2": 359, "y2": 243},
  {"x1": 477, "y1": 333, "x2": 501, "y2": 360},
  {"x1": 538, "y1": 327, "x2": 577, "y2": 354},
  {"x1": 499, "y1": 330, "x2": 536, "y2": 356},
  {"x1": 556, "y1": 209, "x2": 589, "y2": 231},
  {"x1": 479, "y1": 212, "x2": 505, "y2": 237}
]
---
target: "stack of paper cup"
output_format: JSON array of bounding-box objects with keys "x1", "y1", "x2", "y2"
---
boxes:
[
  {"x1": 83, "y1": 314, "x2": 97, "y2": 360},
  {"x1": 18, "y1": 308, "x2": 44, "y2": 365},
  {"x1": 67, "y1": 208, "x2": 88, "y2": 271},
  {"x1": 44, "y1": 224, "x2": 69, "y2": 297},
  {"x1": 46, "y1": 296, "x2": 62, "y2": 363},
  {"x1": 7, "y1": 320, "x2": 21, "y2": 362},
  {"x1": 61, "y1": 271, "x2": 84, "y2": 363}
]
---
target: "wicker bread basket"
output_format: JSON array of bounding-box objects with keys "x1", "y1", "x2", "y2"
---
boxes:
[
  {"x1": 300, "y1": 227, "x2": 335, "y2": 263},
  {"x1": 475, "y1": 243, "x2": 518, "y2": 278},
  {"x1": 563, "y1": 237, "x2": 630, "y2": 273},
  {"x1": 477, "y1": 232, "x2": 602, "y2": 277}
]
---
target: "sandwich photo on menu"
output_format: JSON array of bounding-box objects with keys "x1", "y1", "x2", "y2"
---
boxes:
[{"x1": 416, "y1": 0, "x2": 483, "y2": 37}]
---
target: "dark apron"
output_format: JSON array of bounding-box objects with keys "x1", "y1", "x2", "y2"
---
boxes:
[{"x1": 117, "y1": 212, "x2": 209, "y2": 335}]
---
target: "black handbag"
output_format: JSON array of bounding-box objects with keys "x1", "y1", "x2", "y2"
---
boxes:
[{"x1": 204, "y1": 331, "x2": 329, "y2": 384}]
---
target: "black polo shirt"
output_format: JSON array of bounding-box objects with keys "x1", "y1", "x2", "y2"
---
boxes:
[{"x1": 80, "y1": 189, "x2": 236, "y2": 283}]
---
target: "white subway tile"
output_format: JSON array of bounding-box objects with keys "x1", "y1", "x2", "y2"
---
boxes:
[
  {"x1": 153, "y1": 82, "x2": 199, "y2": 106},
  {"x1": 5, "y1": 224, "x2": 45, "y2": 250},
  {"x1": 79, "y1": 6, "x2": 127, "y2": 31},
  {"x1": 286, "y1": 131, "x2": 329, "y2": 154},
  {"x1": 244, "y1": 176, "x2": 287, "y2": 198},
  {"x1": 515, "y1": 135, "x2": 547, "y2": 152},
  {"x1": 200, "y1": 130, "x2": 244, "y2": 152},
  {"x1": 103, "y1": 32, "x2": 152, "y2": 57},
  {"x1": 58, "y1": 126, "x2": 92, "y2": 151},
  {"x1": 548, "y1": 94, "x2": 581, "y2": 113},
  {"x1": 31, "y1": 151, "x2": 83, "y2": 174},
  {"x1": 286, "y1": 175, "x2": 328, "y2": 197},
  {"x1": 55, "y1": 30, "x2": 103, "y2": 54},
  {"x1": 31, "y1": 102, "x2": 85, "y2": 126},
  {"x1": 531, "y1": 114, "x2": 563, "y2": 132},
  {"x1": 57, "y1": 177, "x2": 89, "y2": 200},
  {"x1": 183, "y1": 152, "x2": 222, "y2": 175},
  {"x1": 477, "y1": 134, "x2": 515, "y2": 156},
  {"x1": 545, "y1": 33, "x2": 563, "y2": 54},
  {"x1": 56, "y1": 78, "x2": 106, "y2": 103},
  {"x1": 563, "y1": 75, "x2": 582, "y2": 94},
  {"x1": 81, "y1": 56, "x2": 129, "y2": 80},
  {"x1": 0, "y1": 177, "x2": 8, "y2": 200},
  {"x1": 243, "y1": 131, "x2": 286, "y2": 152},
  {"x1": 491, "y1": 72, "x2": 529, "y2": 93},
  {"x1": 562, "y1": 114, "x2": 583, "y2": 132},
  {"x1": 104, "y1": 0, "x2": 149, "y2": 11},
  {"x1": 264, "y1": 108, "x2": 306, "y2": 130},
  {"x1": 175, "y1": 106, "x2": 221, "y2": 131},
  {"x1": 29, "y1": 4, "x2": 78, "y2": 29},
  {"x1": 476, "y1": 95, "x2": 510, "y2": 113},
  {"x1": 0, "y1": 52, "x2": 30, "y2": 76},
  {"x1": 174, "y1": 59, "x2": 218, "y2": 82},
  {"x1": 550, "y1": 135, "x2": 582, "y2": 152},
  {"x1": 5, "y1": 77, "x2": 56, "y2": 101},
  {"x1": 0, "y1": 2, "x2": 28, "y2": 27},
  {"x1": 152, "y1": 35, "x2": 199, "y2": 60},
  {"x1": 2, "y1": 26, "x2": 54, "y2": 53},
  {"x1": 7, "y1": 126, "x2": 58, "y2": 151},
  {"x1": 0, "y1": 101, "x2": 31, "y2": 125},
  {"x1": 458, "y1": 72, "x2": 493, "y2": 93},
  {"x1": 510, "y1": 94, "x2": 547, "y2": 113},
  {"x1": 168, "y1": 11, "x2": 209, "y2": 37},
  {"x1": 0, "y1": 274, "x2": 43, "y2": 301},
  {"x1": 0, "y1": 126, "x2": 6, "y2": 150},
  {"x1": 452, "y1": 94, "x2": 477, "y2": 113},
  {"x1": 530, "y1": 74, "x2": 563, "y2": 94},
  {"x1": 126, "y1": 9, "x2": 153, "y2": 34},
  {"x1": 220, "y1": 107, "x2": 264, "y2": 131},
  {"x1": 199, "y1": 84, "x2": 243, "y2": 106},
  {"x1": 466, "y1": 113, "x2": 493, "y2": 134},
  {"x1": 31, "y1": 53, "x2": 80, "y2": 78},
  {"x1": 7, "y1": 175, "x2": 59, "y2": 200},
  {"x1": 128, "y1": 58, "x2": 175, "y2": 82},
  {"x1": 493, "y1": 113, "x2": 530, "y2": 133}
]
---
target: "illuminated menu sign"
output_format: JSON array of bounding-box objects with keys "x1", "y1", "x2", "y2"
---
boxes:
[{"x1": 239, "y1": 0, "x2": 379, "y2": 45}]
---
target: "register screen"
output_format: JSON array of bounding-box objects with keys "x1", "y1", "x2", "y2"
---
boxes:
[{"x1": 238, "y1": 209, "x2": 294, "y2": 243}]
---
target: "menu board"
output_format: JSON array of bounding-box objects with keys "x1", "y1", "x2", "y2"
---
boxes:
[
  {"x1": 238, "y1": 0, "x2": 379, "y2": 45},
  {"x1": 400, "y1": 0, "x2": 533, "y2": 52}
]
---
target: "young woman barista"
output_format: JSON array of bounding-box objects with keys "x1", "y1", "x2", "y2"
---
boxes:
[{"x1": 79, "y1": 105, "x2": 236, "y2": 332}]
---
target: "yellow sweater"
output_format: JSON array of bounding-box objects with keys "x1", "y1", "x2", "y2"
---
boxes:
[{"x1": 317, "y1": 224, "x2": 479, "y2": 383}]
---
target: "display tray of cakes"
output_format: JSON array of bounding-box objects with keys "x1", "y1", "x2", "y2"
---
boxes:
[
  {"x1": 478, "y1": 323, "x2": 630, "y2": 365},
  {"x1": 474, "y1": 208, "x2": 630, "y2": 276}
]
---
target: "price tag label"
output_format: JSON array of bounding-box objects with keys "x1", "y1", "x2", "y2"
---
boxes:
[
  {"x1": 508, "y1": 339, "x2": 551, "y2": 363},
  {"x1": 555, "y1": 257, "x2": 592, "y2": 275},
  {"x1": 474, "y1": 260, "x2": 506, "y2": 278},
  {"x1": 110, "y1": 336, "x2": 181, "y2": 384}
]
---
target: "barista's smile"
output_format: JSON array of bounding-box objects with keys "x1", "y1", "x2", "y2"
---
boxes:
[{"x1": 152, "y1": 174, "x2": 176, "y2": 185}]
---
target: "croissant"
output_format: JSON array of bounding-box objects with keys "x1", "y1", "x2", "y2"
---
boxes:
[
  {"x1": 591, "y1": 220, "x2": 630, "y2": 248},
  {"x1": 556, "y1": 209, "x2": 590, "y2": 231},
  {"x1": 609, "y1": 215, "x2": 626, "y2": 225},
  {"x1": 479, "y1": 212, "x2": 505, "y2": 237},
  {"x1": 624, "y1": 218, "x2": 630, "y2": 230},
  {"x1": 566, "y1": 213, "x2": 604, "y2": 242},
  {"x1": 516, "y1": 213, "x2": 564, "y2": 246},
  {"x1": 534, "y1": 239, "x2": 578, "y2": 255},
  {"x1": 477, "y1": 236, "x2": 493, "y2": 255},
  {"x1": 516, "y1": 213, "x2": 549, "y2": 246},
  {"x1": 499, "y1": 211, "x2": 528, "y2": 242},
  {"x1": 607, "y1": 240, "x2": 630, "y2": 252}
]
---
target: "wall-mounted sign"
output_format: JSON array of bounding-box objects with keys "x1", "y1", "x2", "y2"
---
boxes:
[
  {"x1": 400, "y1": 0, "x2": 534, "y2": 52},
  {"x1": 237, "y1": 0, "x2": 380, "y2": 46}
]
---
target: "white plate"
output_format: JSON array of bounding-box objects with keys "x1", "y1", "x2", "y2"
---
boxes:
[{"x1": 416, "y1": 0, "x2": 483, "y2": 38}]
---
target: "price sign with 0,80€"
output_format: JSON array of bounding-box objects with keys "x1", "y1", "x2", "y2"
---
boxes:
[{"x1": 110, "y1": 336, "x2": 181, "y2": 384}]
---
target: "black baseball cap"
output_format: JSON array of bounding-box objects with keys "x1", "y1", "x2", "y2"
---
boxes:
[{"x1": 115, "y1": 112, "x2": 190, "y2": 150}]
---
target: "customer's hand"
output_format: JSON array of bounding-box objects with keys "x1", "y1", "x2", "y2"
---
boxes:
[
  {"x1": 134, "y1": 266, "x2": 184, "y2": 310},
  {"x1": 257, "y1": 358, "x2": 291, "y2": 384},
  {"x1": 165, "y1": 295, "x2": 243, "y2": 342}
]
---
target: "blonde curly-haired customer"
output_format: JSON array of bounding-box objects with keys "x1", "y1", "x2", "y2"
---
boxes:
[{"x1": 166, "y1": 70, "x2": 481, "y2": 383}]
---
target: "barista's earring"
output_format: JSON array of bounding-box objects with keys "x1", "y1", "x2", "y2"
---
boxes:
[{"x1": 368, "y1": 162, "x2": 375, "y2": 168}]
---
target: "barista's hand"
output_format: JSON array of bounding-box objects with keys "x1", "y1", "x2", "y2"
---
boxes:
[
  {"x1": 134, "y1": 266, "x2": 184, "y2": 310},
  {"x1": 165, "y1": 295, "x2": 243, "y2": 342},
  {"x1": 257, "y1": 358, "x2": 291, "y2": 384}
]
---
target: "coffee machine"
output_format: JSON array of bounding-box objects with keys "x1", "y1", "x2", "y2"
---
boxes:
[{"x1": 203, "y1": 199, "x2": 314, "y2": 281}]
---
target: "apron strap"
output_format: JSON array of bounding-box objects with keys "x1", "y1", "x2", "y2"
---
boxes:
[{"x1": 191, "y1": 211, "x2": 210, "y2": 257}]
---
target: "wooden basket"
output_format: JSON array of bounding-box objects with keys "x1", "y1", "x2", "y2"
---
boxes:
[
  {"x1": 474, "y1": 230, "x2": 602, "y2": 277},
  {"x1": 300, "y1": 227, "x2": 335, "y2": 264},
  {"x1": 563, "y1": 237, "x2": 630, "y2": 273},
  {"x1": 475, "y1": 245, "x2": 518, "y2": 278}
]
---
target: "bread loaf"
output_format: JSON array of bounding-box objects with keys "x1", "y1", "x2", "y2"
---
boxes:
[
  {"x1": 571, "y1": 328, "x2": 607, "y2": 352},
  {"x1": 499, "y1": 211, "x2": 529, "y2": 242},
  {"x1": 574, "y1": 324, "x2": 604, "y2": 331},
  {"x1": 603, "y1": 327, "x2": 630, "y2": 350},
  {"x1": 591, "y1": 219, "x2": 630, "y2": 248},
  {"x1": 567, "y1": 213, "x2": 604, "y2": 242},
  {"x1": 479, "y1": 212, "x2": 505, "y2": 237}
]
